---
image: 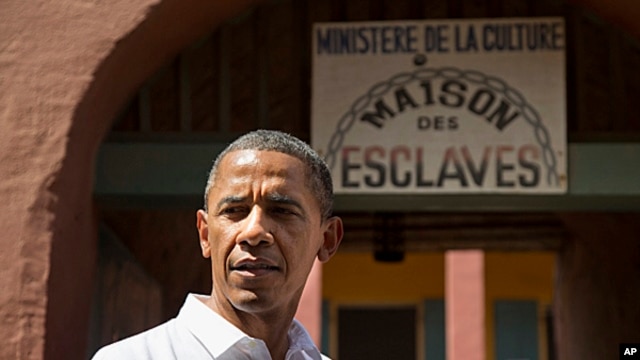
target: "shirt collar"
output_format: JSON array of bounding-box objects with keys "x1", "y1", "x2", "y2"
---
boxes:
[
  {"x1": 177, "y1": 294, "x2": 248, "y2": 358},
  {"x1": 287, "y1": 319, "x2": 320, "y2": 354},
  {"x1": 176, "y1": 293, "x2": 324, "y2": 359}
]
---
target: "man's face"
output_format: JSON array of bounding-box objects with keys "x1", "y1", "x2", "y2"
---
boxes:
[{"x1": 196, "y1": 150, "x2": 342, "y2": 317}]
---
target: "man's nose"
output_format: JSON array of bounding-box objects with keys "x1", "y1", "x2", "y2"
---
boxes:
[{"x1": 237, "y1": 206, "x2": 274, "y2": 246}]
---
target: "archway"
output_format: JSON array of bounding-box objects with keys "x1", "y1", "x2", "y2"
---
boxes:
[{"x1": 37, "y1": 1, "x2": 259, "y2": 358}]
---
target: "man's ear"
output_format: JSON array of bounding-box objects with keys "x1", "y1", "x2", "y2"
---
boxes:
[
  {"x1": 196, "y1": 209, "x2": 211, "y2": 258},
  {"x1": 317, "y1": 216, "x2": 344, "y2": 262}
]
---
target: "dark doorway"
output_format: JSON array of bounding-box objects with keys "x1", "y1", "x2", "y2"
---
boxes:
[{"x1": 338, "y1": 306, "x2": 417, "y2": 360}]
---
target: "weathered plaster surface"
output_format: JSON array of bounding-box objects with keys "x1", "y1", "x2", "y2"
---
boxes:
[
  {"x1": 1, "y1": 2, "x2": 162, "y2": 357},
  {"x1": 0, "y1": 0, "x2": 257, "y2": 358}
]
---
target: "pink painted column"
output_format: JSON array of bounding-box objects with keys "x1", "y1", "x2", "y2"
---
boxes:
[
  {"x1": 295, "y1": 259, "x2": 323, "y2": 346},
  {"x1": 445, "y1": 250, "x2": 485, "y2": 360}
]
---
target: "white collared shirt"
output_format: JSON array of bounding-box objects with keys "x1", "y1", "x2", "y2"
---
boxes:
[{"x1": 91, "y1": 294, "x2": 329, "y2": 360}]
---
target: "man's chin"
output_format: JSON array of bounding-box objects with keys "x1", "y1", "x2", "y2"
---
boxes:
[{"x1": 228, "y1": 290, "x2": 275, "y2": 313}]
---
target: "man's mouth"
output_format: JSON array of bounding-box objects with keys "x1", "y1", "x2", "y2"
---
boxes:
[
  {"x1": 230, "y1": 259, "x2": 280, "y2": 276},
  {"x1": 231, "y1": 263, "x2": 279, "y2": 271}
]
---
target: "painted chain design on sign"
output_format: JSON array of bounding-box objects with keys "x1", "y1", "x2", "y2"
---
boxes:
[{"x1": 324, "y1": 66, "x2": 560, "y2": 187}]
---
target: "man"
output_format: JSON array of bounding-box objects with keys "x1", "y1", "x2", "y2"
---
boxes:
[{"x1": 92, "y1": 130, "x2": 344, "y2": 359}]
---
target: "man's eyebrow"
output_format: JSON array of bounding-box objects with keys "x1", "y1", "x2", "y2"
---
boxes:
[
  {"x1": 266, "y1": 193, "x2": 304, "y2": 211},
  {"x1": 215, "y1": 195, "x2": 246, "y2": 210}
]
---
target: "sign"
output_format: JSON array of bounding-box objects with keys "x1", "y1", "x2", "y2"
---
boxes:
[{"x1": 311, "y1": 18, "x2": 567, "y2": 194}]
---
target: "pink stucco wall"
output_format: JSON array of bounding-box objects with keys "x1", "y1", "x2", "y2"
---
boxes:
[
  {"x1": 0, "y1": 1, "x2": 258, "y2": 358},
  {"x1": 446, "y1": 250, "x2": 485, "y2": 360},
  {"x1": 1, "y1": 1, "x2": 156, "y2": 357},
  {"x1": 295, "y1": 260, "x2": 324, "y2": 346}
]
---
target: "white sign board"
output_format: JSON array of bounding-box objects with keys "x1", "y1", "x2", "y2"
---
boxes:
[{"x1": 312, "y1": 18, "x2": 566, "y2": 194}]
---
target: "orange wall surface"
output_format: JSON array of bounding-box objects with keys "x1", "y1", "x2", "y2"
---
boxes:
[
  {"x1": 323, "y1": 250, "x2": 555, "y2": 359},
  {"x1": 324, "y1": 252, "x2": 445, "y2": 301}
]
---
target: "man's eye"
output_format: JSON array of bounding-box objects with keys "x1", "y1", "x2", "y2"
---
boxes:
[
  {"x1": 271, "y1": 207, "x2": 297, "y2": 216},
  {"x1": 221, "y1": 207, "x2": 246, "y2": 215}
]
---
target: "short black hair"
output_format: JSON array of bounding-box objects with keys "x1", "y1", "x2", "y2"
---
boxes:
[{"x1": 204, "y1": 130, "x2": 334, "y2": 220}]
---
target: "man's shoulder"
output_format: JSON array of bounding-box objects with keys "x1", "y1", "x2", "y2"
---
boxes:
[{"x1": 91, "y1": 319, "x2": 180, "y2": 360}]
